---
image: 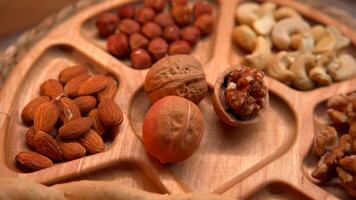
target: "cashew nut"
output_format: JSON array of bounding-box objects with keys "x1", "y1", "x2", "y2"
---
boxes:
[
  {"x1": 235, "y1": 3, "x2": 261, "y2": 25},
  {"x1": 253, "y1": 15, "x2": 275, "y2": 35},
  {"x1": 309, "y1": 65, "x2": 333, "y2": 86},
  {"x1": 244, "y1": 36, "x2": 272, "y2": 70},
  {"x1": 314, "y1": 26, "x2": 351, "y2": 53},
  {"x1": 266, "y1": 51, "x2": 295, "y2": 84},
  {"x1": 290, "y1": 33, "x2": 314, "y2": 53},
  {"x1": 311, "y1": 25, "x2": 328, "y2": 42},
  {"x1": 271, "y1": 17, "x2": 311, "y2": 50},
  {"x1": 261, "y1": 2, "x2": 277, "y2": 13},
  {"x1": 327, "y1": 26, "x2": 350, "y2": 51},
  {"x1": 274, "y1": 7, "x2": 301, "y2": 21},
  {"x1": 232, "y1": 25, "x2": 257, "y2": 52},
  {"x1": 327, "y1": 54, "x2": 356, "y2": 81},
  {"x1": 289, "y1": 53, "x2": 315, "y2": 90}
]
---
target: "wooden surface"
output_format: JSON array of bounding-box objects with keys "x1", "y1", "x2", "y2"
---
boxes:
[{"x1": 0, "y1": 0, "x2": 355, "y2": 199}]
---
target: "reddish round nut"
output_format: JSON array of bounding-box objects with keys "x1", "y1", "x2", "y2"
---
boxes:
[
  {"x1": 141, "y1": 22, "x2": 162, "y2": 39},
  {"x1": 148, "y1": 37, "x2": 168, "y2": 60},
  {"x1": 131, "y1": 48, "x2": 152, "y2": 69},
  {"x1": 144, "y1": 0, "x2": 167, "y2": 12},
  {"x1": 181, "y1": 26, "x2": 201, "y2": 46},
  {"x1": 129, "y1": 33, "x2": 149, "y2": 49},
  {"x1": 95, "y1": 13, "x2": 119, "y2": 38},
  {"x1": 163, "y1": 25, "x2": 180, "y2": 42},
  {"x1": 193, "y1": 1, "x2": 213, "y2": 18},
  {"x1": 168, "y1": 40, "x2": 192, "y2": 55},
  {"x1": 136, "y1": 7, "x2": 156, "y2": 24},
  {"x1": 171, "y1": 4, "x2": 192, "y2": 26},
  {"x1": 171, "y1": 0, "x2": 188, "y2": 7},
  {"x1": 194, "y1": 14, "x2": 214, "y2": 35},
  {"x1": 118, "y1": 4, "x2": 135, "y2": 19},
  {"x1": 107, "y1": 33, "x2": 130, "y2": 58},
  {"x1": 119, "y1": 19, "x2": 141, "y2": 34},
  {"x1": 154, "y1": 12, "x2": 175, "y2": 28}
]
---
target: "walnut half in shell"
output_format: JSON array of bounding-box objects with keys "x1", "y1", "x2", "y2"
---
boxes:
[{"x1": 213, "y1": 66, "x2": 269, "y2": 126}]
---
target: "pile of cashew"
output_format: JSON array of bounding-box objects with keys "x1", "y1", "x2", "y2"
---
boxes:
[{"x1": 232, "y1": 2, "x2": 356, "y2": 90}]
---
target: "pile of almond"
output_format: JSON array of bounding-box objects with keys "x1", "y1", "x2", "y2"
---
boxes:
[{"x1": 15, "y1": 66, "x2": 123, "y2": 171}]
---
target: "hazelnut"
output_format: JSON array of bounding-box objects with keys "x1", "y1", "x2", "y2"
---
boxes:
[
  {"x1": 129, "y1": 33, "x2": 149, "y2": 49},
  {"x1": 95, "y1": 13, "x2": 119, "y2": 38},
  {"x1": 168, "y1": 40, "x2": 192, "y2": 55},
  {"x1": 142, "y1": 96, "x2": 204, "y2": 164},
  {"x1": 107, "y1": 33, "x2": 129, "y2": 58},
  {"x1": 141, "y1": 22, "x2": 162, "y2": 39},
  {"x1": 171, "y1": 0, "x2": 188, "y2": 7},
  {"x1": 117, "y1": 4, "x2": 135, "y2": 19},
  {"x1": 181, "y1": 26, "x2": 201, "y2": 46},
  {"x1": 163, "y1": 25, "x2": 180, "y2": 42},
  {"x1": 131, "y1": 48, "x2": 152, "y2": 69},
  {"x1": 212, "y1": 66, "x2": 269, "y2": 126},
  {"x1": 194, "y1": 14, "x2": 214, "y2": 35},
  {"x1": 154, "y1": 12, "x2": 175, "y2": 28},
  {"x1": 144, "y1": 0, "x2": 167, "y2": 12},
  {"x1": 118, "y1": 19, "x2": 140, "y2": 35},
  {"x1": 148, "y1": 37, "x2": 168, "y2": 60},
  {"x1": 144, "y1": 55, "x2": 208, "y2": 104},
  {"x1": 171, "y1": 4, "x2": 192, "y2": 26},
  {"x1": 136, "y1": 7, "x2": 156, "y2": 24},
  {"x1": 193, "y1": 1, "x2": 213, "y2": 18}
]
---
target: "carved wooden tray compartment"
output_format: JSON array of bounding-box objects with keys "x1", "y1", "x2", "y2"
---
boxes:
[{"x1": 0, "y1": 0, "x2": 355, "y2": 199}]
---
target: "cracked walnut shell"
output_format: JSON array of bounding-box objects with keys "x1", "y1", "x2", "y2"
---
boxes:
[{"x1": 144, "y1": 55, "x2": 208, "y2": 104}]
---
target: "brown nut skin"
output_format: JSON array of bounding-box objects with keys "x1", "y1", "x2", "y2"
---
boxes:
[
  {"x1": 144, "y1": 0, "x2": 167, "y2": 12},
  {"x1": 154, "y1": 12, "x2": 175, "y2": 28},
  {"x1": 148, "y1": 37, "x2": 168, "y2": 60},
  {"x1": 163, "y1": 25, "x2": 181, "y2": 42},
  {"x1": 118, "y1": 19, "x2": 140, "y2": 35},
  {"x1": 181, "y1": 25, "x2": 201, "y2": 46},
  {"x1": 171, "y1": 0, "x2": 188, "y2": 7},
  {"x1": 193, "y1": 1, "x2": 213, "y2": 18},
  {"x1": 171, "y1": 4, "x2": 192, "y2": 26},
  {"x1": 130, "y1": 48, "x2": 153, "y2": 69},
  {"x1": 144, "y1": 55, "x2": 208, "y2": 104},
  {"x1": 194, "y1": 14, "x2": 214, "y2": 35},
  {"x1": 136, "y1": 7, "x2": 156, "y2": 24},
  {"x1": 95, "y1": 12, "x2": 119, "y2": 38},
  {"x1": 168, "y1": 40, "x2": 192, "y2": 55},
  {"x1": 212, "y1": 67, "x2": 269, "y2": 126},
  {"x1": 129, "y1": 33, "x2": 149, "y2": 49},
  {"x1": 142, "y1": 96, "x2": 204, "y2": 164},
  {"x1": 107, "y1": 33, "x2": 130, "y2": 58},
  {"x1": 141, "y1": 22, "x2": 162, "y2": 39},
  {"x1": 118, "y1": 4, "x2": 135, "y2": 19}
]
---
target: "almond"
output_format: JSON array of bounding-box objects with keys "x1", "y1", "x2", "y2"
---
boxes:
[
  {"x1": 40, "y1": 79, "x2": 64, "y2": 99},
  {"x1": 64, "y1": 74, "x2": 91, "y2": 98},
  {"x1": 33, "y1": 131, "x2": 62, "y2": 161},
  {"x1": 88, "y1": 109, "x2": 107, "y2": 135},
  {"x1": 97, "y1": 76, "x2": 118, "y2": 101},
  {"x1": 59, "y1": 117, "x2": 93, "y2": 139},
  {"x1": 98, "y1": 98, "x2": 123, "y2": 127},
  {"x1": 73, "y1": 96, "x2": 97, "y2": 113},
  {"x1": 77, "y1": 75, "x2": 108, "y2": 96},
  {"x1": 79, "y1": 129, "x2": 104, "y2": 154},
  {"x1": 22, "y1": 96, "x2": 50, "y2": 123},
  {"x1": 57, "y1": 139, "x2": 86, "y2": 160},
  {"x1": 15, "y1": 151, "x2": 53, "y2": 171},
  {"x1": 34, "y1": 101, "x2": 59, "y2": 133},
  {"x1": 58, "y1": 65, "x2": 88, "y2": 84},
  {"x1": 57, "y1": 97, "x2": 81, "y2": 124},
  {"x1": 25, "y1": 127, "x2": 36, "y2": 149}
]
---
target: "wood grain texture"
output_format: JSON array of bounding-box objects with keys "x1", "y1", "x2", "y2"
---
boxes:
[{"x1": 0, "y1": 0, "x2": 355, "y2": 199}]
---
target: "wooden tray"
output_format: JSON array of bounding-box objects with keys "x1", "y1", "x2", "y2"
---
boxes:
[{"x1": 0, "y1": 0, "x2": 355, "y2": 199}]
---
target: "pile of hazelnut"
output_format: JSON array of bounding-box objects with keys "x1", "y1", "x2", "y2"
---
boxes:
[
  {"x1": 312, "y1": 93, "x2": 356, "y2": 198},
  {"x1": 95, "y1": 0, "x2": 214, "y2": 69}
]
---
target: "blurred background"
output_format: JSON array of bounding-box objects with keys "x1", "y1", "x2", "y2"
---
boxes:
[{"x1": 0, "y1": 0, "x2": 355, "y2": 52}]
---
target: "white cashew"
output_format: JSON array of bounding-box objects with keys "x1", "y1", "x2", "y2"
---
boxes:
[
  {"x1": 235, "y1": 3, "x2": 261, "y2": 25},
  {"x1": 311, "y1": 25, "x2": 328, "y2": 42},
  {"x1": 232, "y1": 25, "x2": 257, "y2": 52},
  {"x1": 314, "y1": 26, "x2": 351, "y2": 53},
  {"x1": 266, "y1": 51, "x2": 295, "y2": 84},
  {"x1": 290, "y1": 33, "x2": 314, "y2": 53},
  {"x1": 244, "y1": 36, "x2": 272, "y2": 70},
  {"x1": 274, "y1": 7, "x2": 301, "y2": 21},
  {"x1": 271, "y1": 17, "x2": 311, "y2": 50},
  {"x1": 309, "y1": 65, "x2": 333, "y2": 86},
  {"x1": 290, "y1": 53, "x2": 315, "y2": 90},
  {"x1": 327, "y1": 54, "x2": 356, "y2": 81}
]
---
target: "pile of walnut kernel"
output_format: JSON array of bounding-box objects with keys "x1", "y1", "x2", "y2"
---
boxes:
[
  {"x1": 312, "y1": 93, "x2": 356, "y2": 198},
  {"x1": 224, "y1": 67, "x2": 268, "y2": 120},
  {"x1": 95, "y1": 0, "x2": 214, "y2": 69}
]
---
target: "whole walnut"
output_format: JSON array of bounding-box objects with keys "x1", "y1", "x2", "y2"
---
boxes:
[
  {"x1": 144, "y1": 55, "x2": 208, "y2": 104},
  {"x1": 142, "y1": 96, "x2": 204, "y2": 163},
  {"x1": 107, "y1": 33, "x2": 129, "y2": 58},
  {"x1": 95, "y1": 13, "x2": 119, "y2": 38}
]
